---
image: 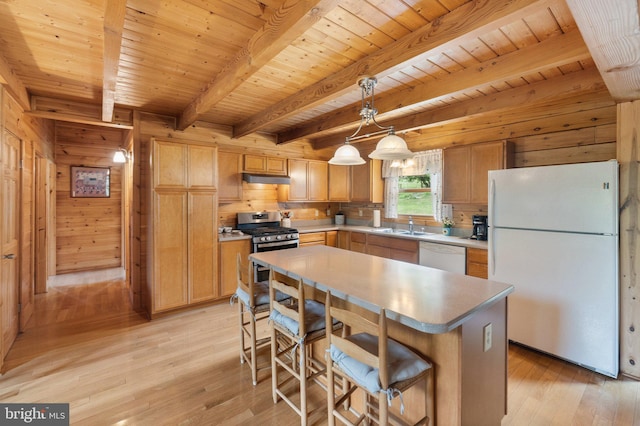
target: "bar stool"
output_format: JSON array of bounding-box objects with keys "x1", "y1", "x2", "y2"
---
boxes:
[
  {"x1": 269, "y1": 268, "x2": 341, "y2": 426},
  {"x1": 234, "y1": 253, "x2": 274, "y2": 386},
  {"x1": 325, "y1": 290, "x2": 433, "y2": 426}
]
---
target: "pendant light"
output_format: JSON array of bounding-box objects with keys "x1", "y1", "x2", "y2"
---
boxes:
[{"x1": 329, "y1": 76, "x2": 412, "y2": 165}]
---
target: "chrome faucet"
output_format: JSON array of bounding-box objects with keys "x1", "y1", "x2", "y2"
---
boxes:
[{"x1": 408, "y1": 216, "x2": 414, "y2": 234}]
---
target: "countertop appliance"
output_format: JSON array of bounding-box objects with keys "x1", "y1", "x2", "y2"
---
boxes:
[
  {"x1": 488, "y1": 160, "x2": 619, "y2": 377},
  {"x1": 237, "y1": 211, "x2": 299, "y2": 281},
  {"x1": 470, "y1": 215, "x2": 488, "y2": 240},
  {"x1": 419, "y1": 241, "x2": 466, "y2": 274}
]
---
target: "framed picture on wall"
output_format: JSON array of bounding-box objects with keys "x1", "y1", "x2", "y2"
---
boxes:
[{"x1": 71, "y1": 166, "x2": 110, "y2": 198}]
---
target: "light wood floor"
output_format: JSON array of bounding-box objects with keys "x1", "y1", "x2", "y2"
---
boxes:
[{"x1": 1, "y1": 281, "x2": 639, "y2": 425}]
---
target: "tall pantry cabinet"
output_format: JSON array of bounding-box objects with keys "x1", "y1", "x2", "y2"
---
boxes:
[{"x1": 148, "y1": 140, "x2": 218, "y2": 316}]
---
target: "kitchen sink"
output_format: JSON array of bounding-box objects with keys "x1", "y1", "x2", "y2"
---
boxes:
[{"x1": 369, "y1": 228, "x2": 434, "y2": 236}]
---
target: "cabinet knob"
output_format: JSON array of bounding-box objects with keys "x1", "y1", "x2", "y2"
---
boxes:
[{"x1": 3, "y1": 253, "x2": 15, "y2": 260}]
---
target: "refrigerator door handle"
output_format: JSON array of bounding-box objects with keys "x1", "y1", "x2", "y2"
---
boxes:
[
  {"x1": 490, "y1": 227, "x2": 495, "y2": 276},
  {"x1": 489, "y1": 178, "x2": 495, "y2": 228}
]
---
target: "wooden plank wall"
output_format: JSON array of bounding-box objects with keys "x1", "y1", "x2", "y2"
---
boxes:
[
  {"x1": 617, "y1": 101, "x2": 640, "y2": 379},
  {"x1": 55, "y1": 122, "x2": 126, "y2": 274}
]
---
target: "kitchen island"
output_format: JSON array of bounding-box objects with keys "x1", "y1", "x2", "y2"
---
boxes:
[{"x1": 250, "y1": 245, "x2": 513, "y2": 426}]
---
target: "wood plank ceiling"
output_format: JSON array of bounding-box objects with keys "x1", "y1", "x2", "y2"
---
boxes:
[{"x1": 0, "y1": 0, "x2": 638, "y2": 150}]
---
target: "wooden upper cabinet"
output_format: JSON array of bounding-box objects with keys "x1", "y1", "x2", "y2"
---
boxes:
[
  {"x1": 188, "y1": 145, "x2": 217, "y2": 189},
  {"x1": 351, "y1": 159, "x2": 383, "y2": 203},
  {"x1": 329, "y1": 164, "x2": 350, "y2": 201},
  {"x1": 154, "y1": 141, "x2": 217, "y2": 190},
  {"x1": 287, "y1": 159, "x2": 309, "y2": 200},
  {"x1": 154, "y1": 140, "x2": 187, "y2": 188},
  {"x1": 308, "y1": 160, "x2": 328, "y2": 201},
  {"x1": 443, "y1": 141, "x2": 513, "y2": 204},
  {"x1": 442, "y1": 146, "x2": 470, "y2": 203},
  {"x1": 279, "y1": 158, "x2": 328, "y2": 202},
  {"x1": 218, "y1": 151, "x2": 243, "y2": 202},
  {"x1": 244, "y1": 154, "x2": 287, "y2": 175}
]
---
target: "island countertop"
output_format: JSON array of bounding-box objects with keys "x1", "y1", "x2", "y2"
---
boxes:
[{"x1": 250, "y1": 245, "x2": 513, "y2": 334}]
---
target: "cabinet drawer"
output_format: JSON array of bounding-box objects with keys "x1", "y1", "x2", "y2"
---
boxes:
[
  {"x1": 467, "y1": 262, "x2": 488, "y2": 279},
  {"x1": 300, "y1": 232, "x2": 326, "y2": 245}
]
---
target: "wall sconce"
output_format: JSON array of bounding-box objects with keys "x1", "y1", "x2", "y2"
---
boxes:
[{"x1": 113, "y1": 148, "x2": 129, "y2": 163}]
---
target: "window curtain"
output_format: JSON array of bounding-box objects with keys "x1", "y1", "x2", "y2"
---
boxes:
[{"x1": 382, "y1": 149, "x2": 443, "y2": 221}]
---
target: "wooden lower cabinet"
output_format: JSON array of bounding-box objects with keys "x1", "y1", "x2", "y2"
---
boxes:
[
  {"x1": 151, "y1": 190, "x2": 218, "y2": 314},
  {"x1": 326, "y1": 230, "x2": 337, "y2": 247},
  {"x1": 337, "y1": 230, "x2": 350, "y2": 250},
  {"x1": 300, "y1": 230, "x2": 338, "y2": 247},
  {"x1": 466, "y1": 247, "x2": 488, "y2": 278},
  {"x1": 366, "y1": 234, "x2": 418, "y2": 264},
  {"x1": 350, "y1": 232, "x2": 367, "y2": 253},
  {"x1": 219, "y1": 239, "x2": 251, "y2": 297},
  {"x1": 299, "y1": 232, "x2": 326, "y2": 246}
]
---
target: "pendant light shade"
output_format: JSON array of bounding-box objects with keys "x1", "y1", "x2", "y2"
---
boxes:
[
  {"x1": 329, "y1": 143, "x2": 365, "y2": 165},
  {"x1": 330, "y1": 76, "x2": 412, "y2": 165},
  {"x1": 368, "y1": 132, "x2": 413, "y2": 160}
]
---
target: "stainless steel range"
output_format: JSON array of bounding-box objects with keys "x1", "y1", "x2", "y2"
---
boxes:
[{"x1": 237, "y1": 211, "x2": 299, "y2": 281}]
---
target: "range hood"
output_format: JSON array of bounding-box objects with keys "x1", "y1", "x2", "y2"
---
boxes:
[{"x1": 242, "y1": 173, "x2": 290, "y2": 185}]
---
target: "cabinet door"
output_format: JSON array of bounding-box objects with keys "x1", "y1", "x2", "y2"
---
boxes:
[
  {"x1": 308, "y1": 160, "x2": 328, "y2": 201},
  {"x1": 337, "y1": 231, "x2": 350, "y2": 250},
  {"x1": 288, "y1": 159, "x2": 309, "y2": 200},
  {"x1": 189, "y1": 191, "x2": 218, "y2": 303},
  {"x1": 188, "y1": 145, "x2": 217, "y2": 189},
  {"x1": 154, "y1": 141, "x2": 187, "y2": 188},
  {"x1": 442, "y1": 146, "x2": 470, "y2": 203},
  {"x1": 326, "y1": 231, "x2": 337, "y2": 247},
  {"x1": 266, "y1": 157, "x2": 287, "y2": 175},
  {"x1": 470, "y1": 143, "x2": 504, "y2": 204},
  {"x1": 219, "y1": 239, "x2": 251, "y2": 297},
  {"x1": 218, "y1": 151, "x2": 243, "y2": 201},
  {"x1": 350, "y1": 232, "x2": 366, "y2": 253},
  {"x1": 244, "y1": 154, "x2": 267, "y2": 173},
  {"x1": 351, "y1": 159, "x2": 383, "y2": 203},
  {"x1": 466, "y1": 247, "x2": 488, "y2": 278},
  {"x1": 329, "y1": 164, "x2": 350, "y2": 201},
  {"x1": 154, "y1": 191, "x2": 188, "y2": 311}
]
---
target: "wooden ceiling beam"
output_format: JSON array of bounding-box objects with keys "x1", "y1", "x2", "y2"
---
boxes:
[
  {"x1": 28, "y1": 96, "x2": 133, "y2": 129},
  {"x1": 102, "y1": 0, "x2": 127, "y2": 122},
  {"x1": 233, "y1": 0, "x2": 554, "y2": 138},
  {"x1": 278, "y1": 29, "x2": 590, "y2": 144},
  {"x1": 0, "y1": 51, "x2": 30, "y2": 111},
  {"x1": 565, "y1": 0, "x2": 640, "y2": 102},
  {"x1": 313, "y1": 67, "x2": 608, "y2": 150},
  {"x1": 176, "y1": 0, "x2": 343, "y2": 131}
]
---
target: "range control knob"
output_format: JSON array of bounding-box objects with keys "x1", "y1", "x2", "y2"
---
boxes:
[{"x1": 276, "y1": 235, "x2": 283, "y2": 240}]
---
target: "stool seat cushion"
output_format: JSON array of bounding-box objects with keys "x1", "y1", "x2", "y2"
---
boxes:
[
  {"x1": 269, "y1": 299, "x2": 329, "y2": 335},
  {"x1": 330, "y1": 333, "x2": 431, "y2": 394},
  {"x1": 236, "y1": 281, "x2": 288, "y2": 307}
]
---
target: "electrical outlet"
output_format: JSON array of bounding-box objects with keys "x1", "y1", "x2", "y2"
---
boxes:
[
  {"x1": 315, "y1": 209, "x2": 319, "y2": 217},
  {"x1": 483, "y1": 323, "x2": 492, "y2": 352},
  {"x1": 358, "y1": 209, "x2": 363, "y2": 217}
]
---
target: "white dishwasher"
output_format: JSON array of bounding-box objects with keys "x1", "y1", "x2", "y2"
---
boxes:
[{"x1": 419, "y1": 241, "x2": 466, "y2": 274}]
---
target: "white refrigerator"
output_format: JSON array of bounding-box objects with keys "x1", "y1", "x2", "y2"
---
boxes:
[{"x1": 488, "y1": 160, "x2": 619, "y2": 378}]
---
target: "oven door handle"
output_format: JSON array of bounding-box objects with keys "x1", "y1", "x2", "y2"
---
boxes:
[{"x1": 255, "y1": 240, "x2": 299, "y2": 250}]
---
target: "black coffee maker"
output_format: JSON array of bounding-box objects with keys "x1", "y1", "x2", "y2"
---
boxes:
[{"x1": 471, "y1": 215, "x2": 488, "y2": 240}]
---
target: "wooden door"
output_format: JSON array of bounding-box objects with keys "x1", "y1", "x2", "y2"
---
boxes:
[
  {"x1": 153, "y1": 190, "x2": 188, "y2": 312},
  {"x1": 188, "y1": 191, "x2": 218, "y2": 303},
  {"x1": 35, "y1": 156, "x2": 47, "y2": 294},
  {"x1": 19, "y1": 138, "x2": 34, "y2": 330},
  {"x1": 2, "y1": 129, "x2": 20, "y2": 358}
]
